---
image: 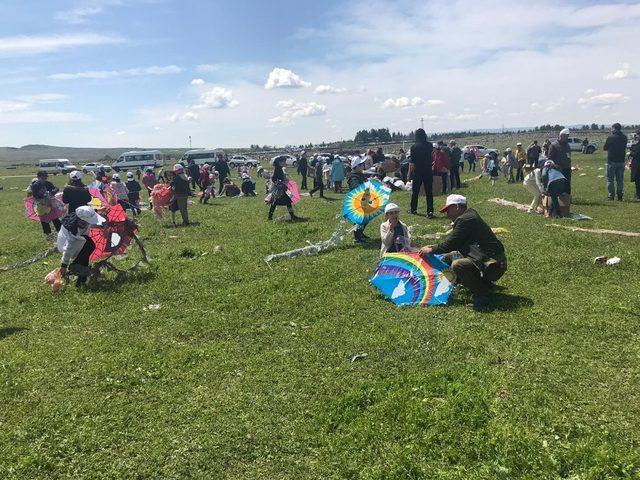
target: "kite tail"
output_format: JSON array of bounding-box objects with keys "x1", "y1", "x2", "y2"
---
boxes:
[
  {"x1": 264, "y1": 219, "x2": 355, "y2": 262},
  {"x1": 0, "y1": 245, "x2": 58, "y2": 272}
]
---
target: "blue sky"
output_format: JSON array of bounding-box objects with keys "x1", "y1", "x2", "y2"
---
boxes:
[{"x1": 0, "y1": 0, "x2": 638, "y2": 147}]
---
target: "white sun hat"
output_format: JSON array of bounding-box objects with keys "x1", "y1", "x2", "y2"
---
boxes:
[
  {"x1": 384, "y1": 202, "x2": 400, "y2": 214},
  {"x1": 75, "y1": 205, "x2": 106, "y2": 225}
]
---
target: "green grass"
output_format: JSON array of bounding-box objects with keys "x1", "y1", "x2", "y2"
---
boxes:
[{"x1": 1, "y1": 150, "x2": 639, "y2": 479}]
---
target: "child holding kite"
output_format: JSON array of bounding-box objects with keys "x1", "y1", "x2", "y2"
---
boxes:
[
  {"x1": 379, "y1": 203, "x2": 414, "y2": 256},
  {"x1": 267, "y1": 157, "x2": 301, "y2": 221},
  {"x1": 347, "y1": 157, "x2": 370, "y2": 243}
]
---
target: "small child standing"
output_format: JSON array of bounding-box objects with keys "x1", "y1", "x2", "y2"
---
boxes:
[
  {"x1": 347, "y1": 157, "x2": 369, "y2": 243},
  {"x1": 110, "y1": 173, "x2": 130, "y2": 211}
]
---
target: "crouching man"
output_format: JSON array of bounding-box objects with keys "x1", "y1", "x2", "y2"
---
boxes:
[{"x1": 419, "y1": 194, "x2": 507, "y2": 310}]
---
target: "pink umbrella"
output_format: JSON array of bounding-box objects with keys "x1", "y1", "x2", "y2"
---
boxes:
[{"x1": 286, "y1": 180, "x2": 300, "y2": 204}]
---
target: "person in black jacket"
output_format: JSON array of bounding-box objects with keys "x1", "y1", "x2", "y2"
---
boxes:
[
  {"x1": 62, "y1": 170, "x2": 92, "y2": 215},
  {"x1": 603, "y1": 123, "x2": 628, "y2": 201},
  {"x1": 449, "y1": 141, "x2": 462, "y2": 189},
  {"x1": 267, "y1": 157, "x2": 301, "y2": 221},
  {"x1": 297, "y1": 151, "x2": 309, "y2": 190},
  {"x1": 629, "y1": 130, "x2": 640, "y2": 200},
  {"x1": 408, "y1": 128, "x2": 434, "y2": 217},
  {"x1": 125, "y1": 171, "x2": 142, "y2": 215},
  {"x1": 214, "y1": 155, "x2": 230, "y2": 194},
  {"x1": 548, "y1": 128, "x2": 572, "y2": 194},
  {"x1": 187, "y1": 159, "x2": 200, "y2": 190},
  {"x1": 309, "y1": 155, "x2": 325, "y2": 198},
  {"x1": 419, "y1": 194, "x2": 507, "y2": 310},
  {"x1": 31, "y1": 171, "x2": 62, "y2": 236}
]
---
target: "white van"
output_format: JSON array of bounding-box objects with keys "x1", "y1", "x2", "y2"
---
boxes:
[
  {"x1": 181, "y1": 149, "x2": 220, "y2": 166},
  {"x1": 112, "y1": 150, "x2": 165, "y2": 171},
  {"x1": 38, "y1": 159, "x2": 78, "y2": 175}
]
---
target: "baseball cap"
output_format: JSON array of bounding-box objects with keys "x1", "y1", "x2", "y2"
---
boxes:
[
  {"x1": 560, "y1": 128, "x2": 571, "y2": 136},
  {"x1": 126, "y1": 171, "x2": 134, "y2": 178},
  {"x1": 172, "y1": 163, "x2": 184, "y2": 172},
  {"x1": 384, "y1": 202, "x2": 400, "y2": 214},
  {"x1": 112, "y1": 173, "x2": 120, "y2": 180},
  {"x1": 351, "y1": 156, "x2": 365, "y2": 169},
  {"x1": 439, "y1": 194, "x2": 467, "y2": 213},
  {"x1": 69, "y1": 170, "x2": 82, "y2": 180},
  {"x1": 75, "y1": 206, "x2": 106, "y2": 225}
]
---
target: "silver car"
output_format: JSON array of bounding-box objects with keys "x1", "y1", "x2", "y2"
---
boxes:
[
  {"x1": 270, "y1": 155, "x2": 298, "y2": 167},
  {"x1": 229, "y1": 155, "x2": 259, "y2": 168}
]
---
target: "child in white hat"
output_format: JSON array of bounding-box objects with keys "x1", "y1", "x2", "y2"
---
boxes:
[{"x1": 379, "y1": 203, "x2": 414, "y2": 256}]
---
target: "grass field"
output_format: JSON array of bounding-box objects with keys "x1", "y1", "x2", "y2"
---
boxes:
[{"x1": 1, "y1": 148, "x2": 639, "y2": 479}]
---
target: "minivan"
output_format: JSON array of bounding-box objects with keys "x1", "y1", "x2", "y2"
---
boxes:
[
  {"x1": 181, "y1": 149, "x2": 220, "y2": 166},
  {"x1": 37, "y1": 159, "x2": 78, "y2": 175},
  {"x1": 112, "y1": 150, "x2": 165, "y2": 171}
]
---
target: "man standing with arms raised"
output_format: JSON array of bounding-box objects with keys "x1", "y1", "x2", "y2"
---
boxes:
[
  {"x1": 408, "y1": 128, "x2": 434, "y2": 218},
  {"x1": 548, "y1": 128, "x2": 572, "y2": 194}
]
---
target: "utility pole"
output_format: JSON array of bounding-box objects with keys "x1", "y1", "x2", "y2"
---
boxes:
[
  {"x1": 188, "y1": 135, "x2": 192, "y2": 149},
  {"x1": 421, "y1": 117, "x2": 424, "y2": 130}
]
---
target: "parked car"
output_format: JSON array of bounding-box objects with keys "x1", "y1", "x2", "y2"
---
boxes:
[
  {"x1": 270, "y1": 155, "x2": 297, "y2": 167},
  {"x1": 181, "y1": 149, "x2": 220, "y2": 166},
  {"x1": 463, "y1": 145, "x2": 499, "y2": 156},
  {"x1": 82, "y1": 163, "x2": 111, "y2": 173},
  {"x1": 229, "y1": 154, "x2": 259, "y2": 168},
  {"x1": 569, "y1": 137, "x2": 597, "y2": 154},
  {"x1": 112, "y1": 150, "x2": 165, "y2": 172},
  {"x1": 546, "y1": 137, "x2": 598, "y2": 154},
  {"x1": 37, "y1": 159, "x2": 78, "y2": 175}
]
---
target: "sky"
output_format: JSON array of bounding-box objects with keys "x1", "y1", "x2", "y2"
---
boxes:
[{"x1": 0, "y1": 0, "x2": 639, "y2": 148}]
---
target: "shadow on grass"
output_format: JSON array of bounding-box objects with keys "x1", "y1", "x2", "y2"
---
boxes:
[
  {"x1": 162, "y1": 221, "x2": 202, "y2": 229},
  {"x1": 86, "y1": 269, "x2": 156, "y2": 293},
  {"x1": 0, "y1": 327, "x2": 28, "y2": 340},
  {"x1": 477, "y1": 292, "x2": 534, "y2": 313}
]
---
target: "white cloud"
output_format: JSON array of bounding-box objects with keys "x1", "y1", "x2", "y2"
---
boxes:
[
  {"x1": 192, "y1": 86, "x2": 239, "y2": 109},
  {"x1": 196, "y1": 64, "x2": 223, "y2": 73},
  {"x1": 54, "y1": 0, "x2": 123, "y2": 24},
  {"x1": 382, "y1": 96, "x2": 439, "y2": 109},
  {"x1": 183, "y1": 111, "x2": 199, "y2": 122},
  {"x1": 269, "y1": 100, "x2": 327, "y2": 125},
  {"x1": 454, "y1": 113, "x2": 480, "y2": 120},
  {"x1": 190, "y1": 78, "x2": 205, "y2": 86},
  {"x1": 16, "y1": 93, "x2": 68, "y2": 103},
  {"x1": 116, "y1": 130, "x2": 126, "y2": 135},
  {"x1": 49, "y1": 65, "x2": 183, "y2": 80},
  {"x1": 169, "y1": 111, "x2": 200, "y2": 123},
  {"x1": 577, "y1": 92, "x2": 631, "y2": 106},
  {"x1": 0, "y1": 34, "x2": 124, "y2": 57},
  {"x1": 314, "y1": 84, "x2": 347, "y2": 94},
  {"x1": 604, "y1": 63, "x2": 635, "y2": 80},
  {"x1": 0, "y1": 101, "x2": 30, "y2": 114},
  {"x1": 265, "y1": 67, "x2": 311, "y2": 89}
]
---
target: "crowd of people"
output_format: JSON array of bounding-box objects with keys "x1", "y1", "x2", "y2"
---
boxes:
[{"x1": 23, "y1": 124, "x2": 639, "y2": 308}]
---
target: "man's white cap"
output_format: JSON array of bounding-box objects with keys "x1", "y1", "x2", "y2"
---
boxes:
[
  {"x1": 69, "y1": 170, "x2": 82, "y2": 180},
  {"x1": 126, "y1": 171, "x2": 134, "y2": 178},
  {"x1": 75, "y1": 205, "x2": 106, "y2": 225},
  {"x1": 506, "y1": 148, "x2": 512, "y2": 152},
  {"x1": 172, "y1": 163, "x2": 184, "y2": 171},
  {"x1": 440, "y1": 194, "x2": 467, "y2": 213},
  {"x1": 351, "y1": 156, "x2": 365, "y2": 169},
  {"x1": 112, "y1": 173, "x2": 120, "y2": 180},
  {"x1": 560, "y1": 128, "x2": 571, "y2": 136},
  {"x1": 384, "y1": 202, "x2": 400, "y2": 214},
  {"x1": 516, "y1": 142, "x2": 522, "y2": 146}
]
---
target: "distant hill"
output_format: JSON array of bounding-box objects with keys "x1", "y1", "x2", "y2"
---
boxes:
[{"x1": 0, "y1": 145, "x2": 191, "y2": 166}]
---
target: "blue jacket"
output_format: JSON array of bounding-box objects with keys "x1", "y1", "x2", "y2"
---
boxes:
[
  {"x1": 329, "y1": 159, "x2": 345, "y2": 182},
  {"x1": 541, "y1": 167, "x2": 566, "y2": 189}
]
